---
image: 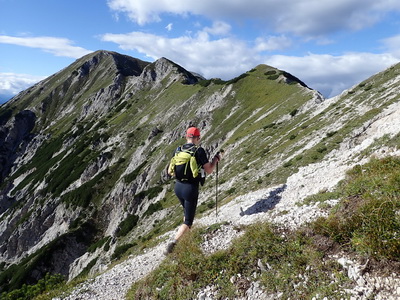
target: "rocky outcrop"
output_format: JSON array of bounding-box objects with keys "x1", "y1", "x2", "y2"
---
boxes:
[
  {"x1": 0, "y1": 110, "x2": 35, "y2": 213},
  {"x1": 0, "y1": 110, "x2": 36, "y2": 181},
  {"x1": 145, "y1": 57, "x2": 201, "y2": 84}
]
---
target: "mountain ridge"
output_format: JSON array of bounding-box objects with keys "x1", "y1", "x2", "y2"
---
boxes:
[{"x1": 0, "y1": 50, "x2": 399, "y2": 299}]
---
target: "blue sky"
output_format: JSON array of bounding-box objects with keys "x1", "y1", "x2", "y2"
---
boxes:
[{"x1": 1, "y1": 0, "x2": 400, "y2": 103}]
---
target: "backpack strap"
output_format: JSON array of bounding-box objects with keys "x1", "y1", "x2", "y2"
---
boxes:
[
  {"x1": 174, "y1": 146, "x2": 182, "y2": 155},
  {"x1": 179, "y1": 144, "x2": 198, "y2": 155},
  {"x1": 185, "y1": 145, "x2": 198, "y2": 155}
]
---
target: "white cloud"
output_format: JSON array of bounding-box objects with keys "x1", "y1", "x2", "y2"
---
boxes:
[
  {"x1": 166, "y1": 23, "x2": 173, "y2": 31},
  {"x1": 101, "y1": 31, "x2": 257, "y2": 79},
  {"x1": 0, "y1": 35, "x2": 92, "y2": 58},
  {"x1": 266, "y1": 52, "x2": 399, "y2": 97},
  {"x1": 203, "y1": 21, "x2": 231, "y2": 36},
  {"x1": 101, "y1": 24, "x2": 400, "y2": 98},
  {"x1": 107, "y1": 0, "x2": 400, "y2": 37},
  {"x1": 103, "y1": 1, "x2": 400, "y2": 98},
  {"x1": 0, "y1": 73, "x2": 45, "y2": 97},
  {"x1": 255, "y1": 35, "x2": 292, "y2": 52},
  {"x1": 381, "y1": 34, "x2": 400, "y2": 57}
]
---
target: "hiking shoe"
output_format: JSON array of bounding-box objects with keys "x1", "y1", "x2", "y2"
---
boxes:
[{"x1": 164, "y1": 241, "x2": 176, "y2": 255}]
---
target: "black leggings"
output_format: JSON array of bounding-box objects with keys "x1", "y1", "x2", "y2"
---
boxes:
[{"x1": 174, "y1": 181, "x2": 199, "y2": 227}]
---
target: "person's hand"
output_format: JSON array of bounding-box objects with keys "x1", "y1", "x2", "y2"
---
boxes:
[{"x1": 214, "y1": 149, "x2": 224, "y2": 163}]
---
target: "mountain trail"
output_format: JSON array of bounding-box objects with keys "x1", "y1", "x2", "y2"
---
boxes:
[
  {"x1": 61, "y1": 183, "x2": 304, "y2": 299},
  {"x1": 61, "y1": 168, "x2": 400, "y2": 299},
  {"x1": 60, "y1": 99, "x2": 400, "y2": 299}
]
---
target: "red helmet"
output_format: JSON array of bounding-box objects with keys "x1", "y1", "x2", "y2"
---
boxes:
[{"x1": 186, "y1": 127, "x2": 201, "y2": 138}]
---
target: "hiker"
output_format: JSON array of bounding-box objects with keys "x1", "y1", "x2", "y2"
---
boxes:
[{"x1": 165, "y1": 126, "x2": 221, "y2": 254}]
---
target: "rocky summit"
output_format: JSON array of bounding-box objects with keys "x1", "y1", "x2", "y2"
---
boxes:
[{"x1": 0, "y1": 50, "x2": 399, "y2": 299}]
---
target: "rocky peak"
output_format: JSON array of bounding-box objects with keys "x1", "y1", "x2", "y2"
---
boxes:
[
  {"x1": 78, "y1": 50, "x2": 150, "y2": 78},
  {"x1": 105, "y1": 50, "x2": 150, "y2": 77},
  {"x1": 140, "y1": 57, "x2": 202, "y2": 85}
]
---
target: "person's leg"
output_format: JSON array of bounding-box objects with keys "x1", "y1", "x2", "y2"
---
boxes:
[
  {"x1": 182, "y1": 197, "x2": 198, "y2": 227},
  {"x1": 180, "y1": 183, "x2": 199, "y2": 228},
  {"x1": 174, "y1": 223, "x2": 190, "y2": 241},
  {"x1": 173, "y1": 196, "x2": 196, "y2": 242},
  {"x1": 166, "y1": 182, "x2": 199, "y2": 254},
  {"x1": 174, "y1": 181, "x2": 199, "y2": 228}
]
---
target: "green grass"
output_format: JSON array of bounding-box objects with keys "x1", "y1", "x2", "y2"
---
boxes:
[
  {"x1": 313, "y1": 156, "x2": 400, "y2": 260},
  {"x1": 0, "y1": 273, "x2": 65, "y2": 300},
  {"x1": 87, "y1": 236, "x2": 111, "y2": 253},
  {"x1": 123, "y1": 161, "x2": 148, "y2": 183},
  {"x1": 225, "y1": 73, "x2": 398, "y2": 190},
  {"x1": 10, "y1": 134, "x2": 66, "y2": 191},
  {"x1": 61, "y1": 161, "x2": 126, "y2": 208},
  {"x1": 126, "y1": 155, "x2": 400, "y2": 299},
  {"x1": 116, "y1": 214, "x2": 140, "y2": 238},
  {"x1": 111, "y1": 243, "x2": 137, "y2": 261},
  {"x1": 126, "y1": 223, "x2": 349, "y2": 299}
]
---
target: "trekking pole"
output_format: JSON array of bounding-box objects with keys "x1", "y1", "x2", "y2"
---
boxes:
[
  {"x1": 215, "y1": 160, "x2": 219, "y2": 218},
  {"x1": 215, "y1": 149, "x2": 224, "y2": 218}
]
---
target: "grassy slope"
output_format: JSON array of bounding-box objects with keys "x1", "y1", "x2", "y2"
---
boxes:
[{"x1": 126, "y1": 156, "x2": 400, "y2": 300}]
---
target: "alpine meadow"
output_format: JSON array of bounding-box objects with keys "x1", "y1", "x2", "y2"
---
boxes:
[{"x1": 0, "y1": 50, "x2": 399, "y2": 299}]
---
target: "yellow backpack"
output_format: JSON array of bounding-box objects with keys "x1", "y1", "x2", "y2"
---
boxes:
[{"x1": 168, "y1": 145, "x2": 200, "y2": 181}]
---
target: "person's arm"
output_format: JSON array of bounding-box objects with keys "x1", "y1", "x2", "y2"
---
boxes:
[
  {"x1": 167, "y1": 163, "x2": 173, "y2": 176},
  {"x1": 203, "y1": 154, "x2": 220, "y2": 175}
]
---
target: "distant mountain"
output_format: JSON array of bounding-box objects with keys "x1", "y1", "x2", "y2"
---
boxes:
[{"x1": 0, "y1": 50, "x2": 399, "y2": 297}]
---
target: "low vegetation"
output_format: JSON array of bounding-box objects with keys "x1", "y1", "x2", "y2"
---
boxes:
[
  {"x1": 127, "y1": 156, "x2": 400, "y2": 299},
  {"x1": 0, "y1": 274, "x2": 65, "y2": 300},
  {"x1": 127, "y1": 222, "x2": 350, "y2": 299},
  {"x1": 313, "y1": 156, "x2": 400, "y2": 261}
]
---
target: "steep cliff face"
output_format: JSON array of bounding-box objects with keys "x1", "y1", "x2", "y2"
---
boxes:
[
  {"x1": 0, "y1": 50, "x2": 399, "y2": 294},
  {"x1": 0, "y1": 110, "x2": 36, "y2": 214},
  {"x1": 0, "y1": 110, "x2": 36, "y2": 182},
  {"x1": 0, "y1": 51, "x2": 230, "y2": 291}
]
